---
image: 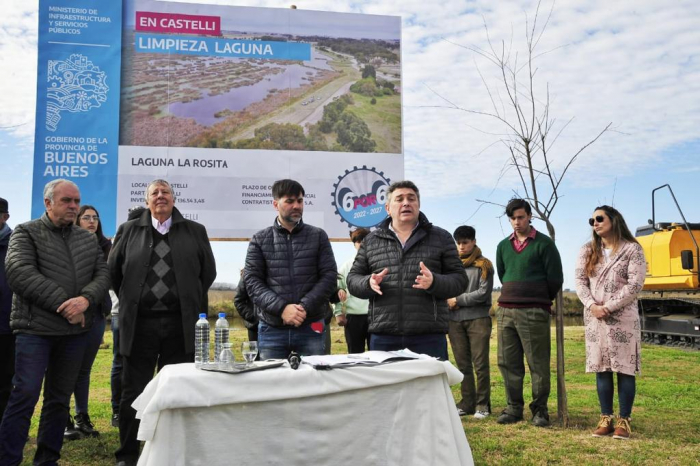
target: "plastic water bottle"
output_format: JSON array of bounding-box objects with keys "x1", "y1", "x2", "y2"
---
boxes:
[
  {"x1": 214, "y1": 313, "x2": 229, "y2": 363},
  {"x1": 195, "y1": 313, "x2": 210, "y2": 368}
]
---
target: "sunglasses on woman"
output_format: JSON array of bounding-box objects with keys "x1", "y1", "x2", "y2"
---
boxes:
[{"x1": 588, "y1": 215, "x2": 606, "y2": 226}]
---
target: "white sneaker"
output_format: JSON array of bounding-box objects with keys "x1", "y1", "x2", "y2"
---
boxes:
[
  {"x1": 457, "y1": 407, "x2": 468, "y2": 417},
  {"x1": 474, "y1": 411, "x2": 490, "y2": 420}
]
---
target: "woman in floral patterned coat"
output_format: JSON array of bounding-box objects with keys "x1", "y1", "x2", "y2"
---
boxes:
[{"x1": 575, "y1": 205, "x2": 646, "y2": 440}]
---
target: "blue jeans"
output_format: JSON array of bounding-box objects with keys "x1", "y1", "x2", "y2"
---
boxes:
[
  {"x1": 73, "y1": 313, "x2": 105, "y2": 414},
  {"x1": 0, "y1": 334, "x2": 15, "y2": 421},
  {"x1": 110, "y1": 314, "x2": 122, "y2": 413},
  {"x1": 258, "y1": 321, "x2": 325, "y2": 360},
  {"x1": 370, "y1": 333, "x2": 448, "y2": 360},
  {"x1": 0, "y1": 332, "x2": 87, "y2": 466},
  {"x1": 596, "y1": 371, "x2": 636, "y2": 418}
]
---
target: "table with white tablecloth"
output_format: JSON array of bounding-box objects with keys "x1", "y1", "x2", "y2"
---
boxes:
[{"x1": 133, "y1": 358, "x2": 473, "y2": 466}]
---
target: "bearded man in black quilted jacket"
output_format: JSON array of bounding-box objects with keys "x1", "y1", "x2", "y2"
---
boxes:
[
  {"x1": 0, "y1": 179, "x2": 110, "y2": 465},
  {"x1": 244, "y1": 179, "x2": 337, "y2": 360},
  {"x1": 347, "y1": 180, "x2": 466, "y2": 360}
]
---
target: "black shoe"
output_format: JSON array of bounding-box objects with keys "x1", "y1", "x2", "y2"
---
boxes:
[
  {"x1": 532, "y1": 410, "x2": 550, "y2": 427},
  {"x1": 456, "y1": 404, "x2": 475, "y2": 417},
  {"x1": 64, "y1": 415, "x2": 83, "y2": 441},
  {"x1": 496, "y1": 412, "x2": 523, "y2": 425},
  {"x1": 75, "y1": 412, "x2": 100, "y2": 437},
  {"x1": 111, "y1": 412, "x2": 120, "y2": 428}
]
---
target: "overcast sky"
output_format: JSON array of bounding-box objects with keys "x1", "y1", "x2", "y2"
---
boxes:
[{"x1": 2, "y1": 0, "x2": 699, "y2": 288}]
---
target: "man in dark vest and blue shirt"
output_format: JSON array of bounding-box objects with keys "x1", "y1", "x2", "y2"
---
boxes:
[
  {"x1": 0, "y1": 180, "x2": 110, "y2": 465},
  {"x1": 109, "y1": 179, "x2": 216, "y2": 466},
  {"x1": 244, "y1": 179, "x2": 337, "y2": 359},
  {"x1": 347, "y1": 180, "x2": 467, "y2": 360},
  {"x1": 495, "y1": 198, "x2": 563, "y2": 428}
]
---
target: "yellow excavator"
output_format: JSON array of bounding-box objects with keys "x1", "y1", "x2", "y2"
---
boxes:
[{"x1": 635, "y1": 185, "x2": 700, "y2": 349}]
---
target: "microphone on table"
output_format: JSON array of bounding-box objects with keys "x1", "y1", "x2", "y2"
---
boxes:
[{"x1": 288, "y1": 351, "x2": 301, "y2": 370}]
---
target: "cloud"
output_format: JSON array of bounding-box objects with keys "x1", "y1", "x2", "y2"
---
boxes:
[
  {"x1": 394, "y1": 0, "x2": 700, "y2": 198},
  {"x1": 2, "y1": 0, "x2": 699, "y2": 199},
  {"x1": 0, "y1": 2, "x2": 39, "y2": 137}
]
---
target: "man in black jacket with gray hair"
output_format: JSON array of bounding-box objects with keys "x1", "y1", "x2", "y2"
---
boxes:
[
  {"x1": 244, "y1": 179, "x2": 337, "y2": 360},
  {"x1": 0, "y1": 179, "x2": 110, "y2": 465},
  {"x1": 347, "y1": 180, "x2": 467, "y2": 360},
  {"x1": 109, "y1": 179, "x2": 216, "y2": 466}
]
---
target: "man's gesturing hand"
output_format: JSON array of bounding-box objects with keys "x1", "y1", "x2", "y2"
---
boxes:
[
  {"x1": 281, "y1": 304, "x2": 306, "y2": 327},
  {"x1": 412, "y1": 261, "x2": 434, "y2": 290},
  {"x1": 370, "y1": 268, "x2": 389, "y2": 295}
]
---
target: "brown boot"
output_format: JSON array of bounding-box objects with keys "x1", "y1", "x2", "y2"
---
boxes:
[
  {"x1": 613, "y1": 416, "x2": 632, "y2": 440},
  {"x1": 591, "y1": 415, "x2": 615, "y2": 437}
]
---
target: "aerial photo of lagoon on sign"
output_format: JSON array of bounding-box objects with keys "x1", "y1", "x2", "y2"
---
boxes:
[{"x1": 119, "y1": 2, "x2": 402, "y2": 154}]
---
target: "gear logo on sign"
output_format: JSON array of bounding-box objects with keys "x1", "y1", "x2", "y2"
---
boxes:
[{"x1": 331, "y1": 166, "x2": 391, "y2": 228}]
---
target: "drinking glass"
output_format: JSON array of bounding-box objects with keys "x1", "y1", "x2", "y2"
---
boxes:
[
  {"x1": 219, "y1": 343, "x2": 235, "y2": 369},
  {"x1": 241, "y1": 341, "x2": 258, "y2": 367}
]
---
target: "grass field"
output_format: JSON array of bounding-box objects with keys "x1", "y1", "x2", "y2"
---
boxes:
[
  {"x1": 17, "y1": 326, "x2": 700, "y2": 465},
  {"x1": 348, "y1": 92, "x2": 402, "y2": 154}
]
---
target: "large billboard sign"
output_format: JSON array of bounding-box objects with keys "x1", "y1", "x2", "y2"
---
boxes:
[
  {"x1": 32, "y1": 0, "x2": 123, "y2": 234},
  {"x1": 33, "y1": 0, "x2": 403, "y2": 238}
]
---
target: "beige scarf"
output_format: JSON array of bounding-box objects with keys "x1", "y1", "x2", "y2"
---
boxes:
[{"x1": 460, "y1": 246, "x2": 494, "y2": 281}]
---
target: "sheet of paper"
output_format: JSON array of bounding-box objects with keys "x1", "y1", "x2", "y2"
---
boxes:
[{"x1": 301, "y1": 349, "x2": 430, "y2": 368}]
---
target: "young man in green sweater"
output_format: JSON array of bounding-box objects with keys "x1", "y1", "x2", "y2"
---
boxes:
[{"x1": 495, "y1": 199, "x2": 563, "y2": 427}]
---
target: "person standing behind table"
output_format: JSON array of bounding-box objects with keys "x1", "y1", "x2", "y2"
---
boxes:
[
  {"x1": 495, "y1": 198, "x2": 563, "y2": 428},
  {"x1": 347, "y1": 181, "x2": 467, "y2": 360},
  {"x1": 234, "y1": 269, "x2": 258, "y2": 342},
  {"x1": 109, "y1": 179, "x2": 216, "y2": 466},
  {"x1": 446, "y1": 226, "x2": 494, "y2": 419},
  {"x1": 334, "y1": 228, "x2": 371, "y2": 353},
  {"x1": 244, "y1": 179, "x2": 337, "y2": 360},
  {"x1": 108, "y1": 289, "x2": 121, "y2": 428},
  {"x1": 64, "y1": 205, "x2": 113, "y2": 441},
  {"x1": 0, "y1": 198, "x2": 13, "y2": 421},
  {"x1": 0, "y1": 179, "x2": 110, "y2": 466},
  {"x1": 323, "y1": 292, "x2": 341, "y2": 355},
  {"x1": 575, "y1": 205, "x2": 646, "y2": 441},
  {"x1": 109, "y1": 206, "x2": 145, "y2": 430}
]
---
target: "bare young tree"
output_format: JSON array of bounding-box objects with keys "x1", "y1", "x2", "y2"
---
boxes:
[{"x1": 433, "y1": 1, "x2": 612, "y2": 426}]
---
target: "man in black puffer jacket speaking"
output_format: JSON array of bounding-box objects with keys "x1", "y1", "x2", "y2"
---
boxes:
[
  {"x1": 347, "y1": 181, "x2": 466, "y2": 360},
  {"x1": 245, "y1": 179, "x2": 337, "y2": 360}
]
